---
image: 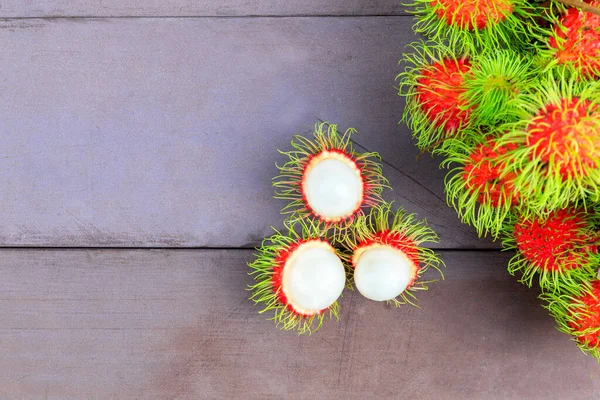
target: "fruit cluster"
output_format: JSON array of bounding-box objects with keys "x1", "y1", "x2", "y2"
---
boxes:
[
  {"x1": 398, "y1": 0, "x2": 600, "y2": 360},
  {"x1": 248, "y1": 123, "x2": 445, "y2": 334}
]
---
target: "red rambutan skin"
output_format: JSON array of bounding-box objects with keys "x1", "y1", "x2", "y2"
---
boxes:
[
  {"x1": 514, "y1": 208, "x2": 597, "y2": 272},
  {"x1": 463, "y1": 139, "x2": 520, "y2": 207},
  {"x1": 526, "y1": 98, "x2": 600, "y2": 180},
  {"x1": 272, "y1": 238, "x2": 328, "y2": 318},
  {"x1": 569, "y1": 280, "x2": 600, "y2": 347},
  {"x1": 300, "y1": 149, "x2": 365, "y2": 223},
  {"x1": 548, "y1": 1, "x2": 600, "y2": 78},
  {"x1": 352, "y1": 230, "x2": 421, "y2": 287},
  {"x1": 416, "y1": 58, "x2": 473, "y2": 132},
  {"x1": 429, "y1": 0, "x2": 513, "y2": 30}
]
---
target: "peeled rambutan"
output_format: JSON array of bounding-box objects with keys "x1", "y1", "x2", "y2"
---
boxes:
[
  {"x1": 543, "y1": 279, "x2": 600, "y2": 361},
  {"x1": 342, "y1": 202, "x2": 444, "y2": 306},
  {"x1": 502, "y1": 207, "x2": 600, "y2": 290},
  {"x1": 273, "y1": 122, "x2": 389, "y2": 235},
  {"x1": 248, "y1": 219, "x2": 346, "y2": 334},
  {"x1": 496, "y1": 73, "x2": 600, "y2": 212},
  {"x1": 443, "y1": 135, "x2": 520, "y2": 238},
  {"x1": 544, "y1": 0, "x2": 600, "y2": 80}
]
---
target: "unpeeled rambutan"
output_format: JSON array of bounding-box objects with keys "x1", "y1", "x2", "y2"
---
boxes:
[
  {"x1": 502, "y1": 207, "x2": 600, "y2": 290},
  {"x1": 496, "y1": 73, "x2": 600, "y2": 212},
  {"x1": 399, "y1": 44, "x2": 540, "y2": 154},
  {"x1": 443, "y1": 136, "x2": 520, "y2": 238},
  {"x1": 398, "y1": 43, "x2": 474, "y2": 152},
  {"x1": 542, "y1": 0, "x2": 600, "y2": 80},
  {"x1": 543, "y1": 279, "x2": 600, "y2": 361},
  {"x1": 463, "y1": 49, "x2": 538, "y2": 127},
  {"x1": 407, "y1": 0, "x2": 537, "y2": 52}
]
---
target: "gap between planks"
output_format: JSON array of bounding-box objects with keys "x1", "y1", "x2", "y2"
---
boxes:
[
  {"x1": 0, "y1": 246, "x2": 503, "y2": 251},
  {"x1": 0, "y1": 14, "x2": 412, "y2": 20}
]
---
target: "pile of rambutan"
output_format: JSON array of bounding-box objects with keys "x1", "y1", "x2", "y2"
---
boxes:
[
  {"x1": 248, "y1": 122, "x2": 445, "y2": 334},
  {"x1": 398, "y1": 0, "x2": 600, "y2": 360}
]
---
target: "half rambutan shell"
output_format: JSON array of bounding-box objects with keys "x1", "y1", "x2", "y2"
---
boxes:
[
  {"x1": 343, "y1": 203, "x2": 444, "y2": 306},
  {"x1": 274, "y1": 122, "x2": 388, "y2": 231},
  {"x1": 247, "y1": 219, "x2": 344, "y2": 334},
  {"x1": 352, "y1": 233, "x2": 421, "y2": 302}
]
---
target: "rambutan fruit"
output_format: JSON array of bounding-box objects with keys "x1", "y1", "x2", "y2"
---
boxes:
[
  {"x1": 442, "y1": 135, "x2": 520, "y2": 238},
  {"x1": 496, "y1": 73, "x2": 600, "y2": 212},
  {"x1": 543, "y1": 279, "x2": 600, "y2": 361},
  {"x1": 399, "y1": 45, "x2": 540, "y2": 153},
  {"x1": 502, "y1": 207, "x2": 600, "y2": 290},
  {"x1": 541, "y1": 0, "x2": 600, "y2": 80},
  {"x1": 273, "y1": 122, "x2": 389, "y2": 237},
  {"x1": 398, "y1": 43, "x2": 474, "y2": 152},
  {"x1": 341, "y1": 202, "x2": 444, "y2": 306},
  {"x1": 463, "y1": 49, "x2": 538, "y2": 127},
  {"x1": 407, "y1": 0, "x2": 537, "y2": 52},
  {"x1": 248, "y1": 219, "x2": 346, "y2": 334}
]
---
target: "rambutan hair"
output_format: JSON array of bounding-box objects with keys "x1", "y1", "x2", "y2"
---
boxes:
[
  {"x1": 463, "y1": 49, "x2": 538, "y2": 127},
  {"x1": 543, "y1": 279, "x2": 600, "y2": 361},
  {"x1": 406, "y1": 0, "x2": 539, "y2": 53},
  {"x1": 442, "y1": 135, "x2": 520, "y2": 238},
  {"x1": 273, "y1": 122, "x2": 389, "y2": 238},
  {"x1": 495, "y1": 71, "x2": 600, "y2": 213},
  {"x1": 341, "y1": 202, "x2": 444, "y2": 307},
  {"x1": 539, "y1": 0, "x2": 600, "y2": 80},
  {"x1": 399, "y1": 45, "x2": 540, "y2": 154},
  {"x1": 247, "y1": 218, "x2": 342, "y2": 334},
  {"x1": 398, "y1": 42, "x2": 474, "y2": 153},
  {"x1": 502, "y1": 207, "x2": 600, "y2": 290}
]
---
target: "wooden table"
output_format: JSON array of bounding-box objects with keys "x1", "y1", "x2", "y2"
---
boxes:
[{"x1": 1, "y1": 2, "x2": 599, "y2": 399}]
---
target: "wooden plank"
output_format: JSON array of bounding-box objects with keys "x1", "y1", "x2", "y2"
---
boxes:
[
  {"x1": 0, "y1": 1, "x2": 405, "y2": 18},
  {"x1": 0, "y1": 17, "x2": 494, "y2": 249},
  {"x1": 0, "y1": 249, "x2": 598, "y2": 399}
]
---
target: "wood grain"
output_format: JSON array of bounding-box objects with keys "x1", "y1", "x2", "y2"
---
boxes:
[
  {"x1": 0, "y1": 249, "x2": 598, "y2": 399},
  {"x1": 0, "y1": 1, "x2": 405, "y2": 18},
  {"x1": 0, "y1": 17, "x2": 493, "y2": 249}
]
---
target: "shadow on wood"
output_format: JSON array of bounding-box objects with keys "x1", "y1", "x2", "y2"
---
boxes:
[
  {"x1": 0, "y1": 17, "x2": 493, "y2": 249},
  {"x1": 0, "y1": 249, "x2": 597, "y2": 399}
]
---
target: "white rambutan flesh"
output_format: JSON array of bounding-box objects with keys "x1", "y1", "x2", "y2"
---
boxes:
[
  {"x1": 303, "y1": 153, "x2": 363, "y2": 220},
  {"x1": 354, "y1": 246, "x2": 414, "y2": 302},
  {"x1": 282, "y1": 241, "x2": 346, "y2": 314}
]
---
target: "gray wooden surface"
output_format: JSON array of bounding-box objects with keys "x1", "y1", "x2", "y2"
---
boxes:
[
  {"x1": 0, "y1": 1, "x2": 404, "y2": 17},
  {"x1": 0, "y1": 17, "x2": 492, "y2": 249},
  {"x1": 1, "y1": 3, "x2": 593, "y2": 399},
  {"x1": 1, "y1": 249, "x2": 598, "y2": 400}
]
